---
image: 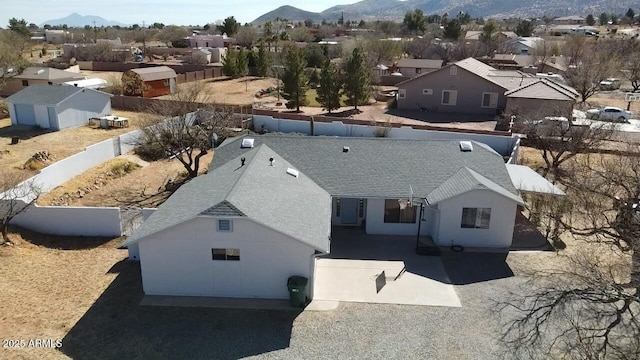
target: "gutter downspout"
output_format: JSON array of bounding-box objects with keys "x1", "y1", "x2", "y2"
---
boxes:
[{"x1": 415, "y1": 199, "x2": 425, "y2": 251}]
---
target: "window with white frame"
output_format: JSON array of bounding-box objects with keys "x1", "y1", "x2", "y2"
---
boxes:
[
  {"x1": 481, "y1": 92, "x2": 499, "y2": 108},
  {"x1": 442, "y1": 90, "x2": 457, "y2": 105},
  {"x1": 217, "y1": 219, "x2": 232, "y2": 232},
  {"x1": 212, "y1": 248, "x2": 240, "y2": 261},
  {"x1": 450, "y1": 66, "x2": 457, "y2": 76},
  {"x1": 398, "y1": 88, "x2": 406, "y2": 99},
  {"x1": 422, "y1": 89, "x2": 433, "y2": 95},
  {"x1": 461, "y1": 208, "x2": 491, "y2": 229}
]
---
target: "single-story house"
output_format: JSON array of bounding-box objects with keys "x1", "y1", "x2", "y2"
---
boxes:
[
  {"x1": 124, "y1": 135, "x2": 562, "y2": 300},
  {"x1": 505, "y1": 79, "x2": 579, "y2": 119},
  {"x1": 191, "y1": 48, "x2": 212, "y2": 64},
  {"x1": 552, "y1": 16, "x2": 586, "y2": 25},
  {"x1": 44, "y1": 29, "x2": 73, "y2": 44},
  {"x1": 480, "y1": 54, "x2": 536, "y2": 70},
  {"x1": 188, "y1": 34, "x2": 234, "y2": 48},
  {"x1": 0, "y1": 67, "x2": 86, "y2": 96},
  {"x1": 396, "y1": 57, "x2": 577, "y2": 117},
  {"x1": 505, "y1": 37, "x2": 545, "y2": 55},
  {"x1": 4, "y1": 84, "x2": 113, "y2": 130},
  {"x1": 464, "y1": 31, "x2": 517, "y2": 42},
  {"x1": 122, "y1": 66, "x2": 177, "y2": 97},
  {"x1": 395, "y1": 58, "x2": 443, "y2": 78}
]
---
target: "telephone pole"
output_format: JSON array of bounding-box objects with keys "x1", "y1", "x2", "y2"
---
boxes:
[
  {"x1": 142, "y1": 21, "x2": 147, "y2": 60},
  {"x1": 93, "y1": 20, "x2": 97, "y2": 43}
]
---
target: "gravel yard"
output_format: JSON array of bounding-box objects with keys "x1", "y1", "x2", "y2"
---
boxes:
[{"x1": 1, "y1": 224, "x2": 552, "y2": 360}]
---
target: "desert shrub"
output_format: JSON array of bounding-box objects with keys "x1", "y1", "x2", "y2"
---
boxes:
[
  {"x1": 0, "y1": 101, "x2": 9, "y2": 118},
  {"x1": 135, "y1": 143, "x2": 166, "y2": 161},
  {"x1": 109, "y1": 160, "x2": 140, "y2": 177}
]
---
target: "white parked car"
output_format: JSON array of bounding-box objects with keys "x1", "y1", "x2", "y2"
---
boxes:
[
  {"x1": 586, "y1": 107, "x2": 631, "y2": 122},
  {"x1": 599, "y1": 78, "x2": 621, "y2": 90}
]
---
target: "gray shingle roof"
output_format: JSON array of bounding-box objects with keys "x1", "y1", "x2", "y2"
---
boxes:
[
  {"x1": 130, "y1": 66, "x2": 177, "y2": 81},
  {"x1": 126, "y1": 143, "x2": 331, "y2": 252},
  {"x1": 3, "y1": 84, "x2": 111, "y2": 106},
  {"x1": 14, "y1": 67, "x2": 85, "y2": 81},
  {"x1": 426, "y1": 167, "x2": 524, "y2": 205},
  {"x1": 211, "y1": 135, "x2": 519, "y2": 199}
]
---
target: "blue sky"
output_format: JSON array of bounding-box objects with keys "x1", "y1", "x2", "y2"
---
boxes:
[{"x1": 3, "y1": 0, "x2": 360, "y2": 26}]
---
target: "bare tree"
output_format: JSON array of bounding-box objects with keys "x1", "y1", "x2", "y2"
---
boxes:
[
  {"x1": 0, "y1": 30, "x2": 29, "y2": 89},
  {"x1": 565, "y1": 51, "x2": 620, "y2": 103},
  {"x1": 501, "y1": 148, "x2": 640, "y2": 359},
  {"x1": 136, "y1": 83, "x2": 236, "y2": 178},
  {"x1": 515, "y1": 108, "x2": 613, "y2": 177},
  {"x1": 0, "y1": 174, "x2": 42, "y2": 244},
  {"x1": 235, "y1": 26, "x2": 259, "y2": 48}
]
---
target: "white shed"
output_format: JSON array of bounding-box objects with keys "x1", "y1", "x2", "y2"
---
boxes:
[{"x1": 4, "y1": 84, "x2": 112, "y2": 130}]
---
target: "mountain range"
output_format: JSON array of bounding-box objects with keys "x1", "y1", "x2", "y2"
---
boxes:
[
  {"x1": 252, "y1": 0, "x2": 637, "y2": 23},
  {"x1": 40, "y1": 13, "x2": 129, "y2": 27}
]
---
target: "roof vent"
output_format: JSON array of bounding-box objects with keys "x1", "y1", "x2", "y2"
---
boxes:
[
  {"x1": 240, "y1": 138, "x2": 254, "y2": 148},
  {"x1": 36, "y1": 69, "x2": 45, "y2": 74},
  {"x1": 459, "y1": 141, "x2": 473, "y2": 152},
  {"x1": 269, "y1": 157, "x2": 274, "y2": 166},
  {"x1": 286, "y1": 168, "x2": 299, "y2": 178},
  {"x1": 343, "y1": 146, "x2": 350, "y2": 153}
]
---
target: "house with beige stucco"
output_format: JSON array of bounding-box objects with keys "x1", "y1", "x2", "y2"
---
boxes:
[{"x1": 396, "y1": 57, "x2": 578, "y2": 119}]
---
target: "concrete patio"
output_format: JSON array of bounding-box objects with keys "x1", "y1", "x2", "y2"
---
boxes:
[{"x1": 313, "y1": 228, "x2": 461, "y2": 307}]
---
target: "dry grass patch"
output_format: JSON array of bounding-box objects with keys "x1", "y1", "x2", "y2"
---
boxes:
[
  {"x1": 0, "y1": 229, "x2": 126, "y2": 360},
  {"x1": 0, "y1": 110, "x2": 150, "y2": 188},
  {"x1": 159, "y1": 76, "x2": 277, "y2": 105}
]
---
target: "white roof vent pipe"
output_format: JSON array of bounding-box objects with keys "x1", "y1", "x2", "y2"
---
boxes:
[
  {"x1": 459, "y1": 141, "x2": 473, "y2": 152},
  {"x1": 286, "y1": 168, "x2": 299, "y2": 178}
]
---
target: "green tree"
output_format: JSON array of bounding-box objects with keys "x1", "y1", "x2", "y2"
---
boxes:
[
  {"x1": 236, "y1": 48, "x2": 248, "y2": 78},
  {"x1": 403, "y1": 9, "x2": 426, "y2": 33},
  {"x1": 304, "y1": 44, "x2": 327, "y2": 68},
  {"x1": 281, "y1": 47, "x2": 308, "y2": 111},
  {"x1": 480, "y1": 20, "x2": 497, "y2": 43},
  {"x1": 8, "y1": 18, "x2": 30, "y2": 37},
  {"x1": 599, "y1": 12, "x2": 609, "y2": 25},
  {"x1": 218, "y1": 16, "x2": 240, "y2": 36},
  {"x1": 316, "y1": 61, "x2": 341, "y2": 113},
  {"x1": 222, "y1": 49, "x2": 238, "y2": 77},
  {"x1": 255, "y1": 42, "x2": 271, "y2": 77},
  {"x1": 342, "y1": 47, "x2": 370, "y2": 111},
  {"x1": 586, "y1": 14, "x2": 596, "y2": 26},
  {"x1": 442, "y1": 18, "x2": 461, "y2": 40},
  {"x1": 515, "y1": 20, "x2": 534, "y2": 37}
]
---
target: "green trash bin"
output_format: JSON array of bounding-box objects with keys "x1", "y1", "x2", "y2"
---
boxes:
[{"x1": 287, "y1": 276, "x2": 308, "y2": 308}]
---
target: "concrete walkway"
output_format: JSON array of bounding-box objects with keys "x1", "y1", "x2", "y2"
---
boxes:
[{"x1": 314, "y1": 257, "x2": 461, "y2": 307}]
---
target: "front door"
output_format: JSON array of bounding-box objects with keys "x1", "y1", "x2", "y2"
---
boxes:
[{"x1": 341, "y1": 198, "x2": 359, "y2": 225}]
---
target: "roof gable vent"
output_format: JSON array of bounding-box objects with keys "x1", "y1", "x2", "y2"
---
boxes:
[
  {"x1": 286, "y1": 168, "x2": 299, "y2": 178},
  {"x1": 240, "y1": 138, "x2": 254, "y2": 148},
  {"x1": 459, "y1": 141, "x2": 473, "y2": 152}
]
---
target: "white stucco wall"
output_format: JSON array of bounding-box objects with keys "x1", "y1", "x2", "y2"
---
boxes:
[
  {"x1": 56, "y1": 91, "x2": 112, "y2": 130},
  {"x1": 434, "y1": 189, "x2": 518, "y2": 249},
  {"x1": 11, "y1": 205, "x2": 122, "y2": 237},
  {"x1": 34, "y1": 105, "x2": 50, "y2": 128},
  {"x1": 138, "y1": 217, "x2": 315, "y2": 299}
]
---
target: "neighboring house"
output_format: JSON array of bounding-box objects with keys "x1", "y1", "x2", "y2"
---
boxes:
[
  {"x1": 395, "y1": 59, "x2": 443, "y2": 78},
  {"x1": 505, "y1": 79, "x2": 579, "y2": 119},
  {"x1": 480, "y1": 54, "x2": 536, "y2": 70},
  {"x1": 464, "y1": 31, "x2": 517, "y2": 42},
  {"x1": 396, "y1": 57, "x2": 577, "y2": 117},
  {"x1": 44, "y1": 29, "x2": 73, "y2": 44},
  {"x1": 125, "y1": 135, "x2": 563, "y2": 300},
  {"x1": 505, "y1": 37, "x2": 545, "y2": 55},
  {"x1": 191, "y1": 48, "x2": 212, "y2": 64},
  {"x1": 122, "y1": 66, "x2": 177, "y2": 97},
  {"x1": 0, "y1": 67, "x2": 86, "y2": 96},
  {"x1": 552, "y1": 16, "x2": 586, "y2": 25},
  {"x1": 188, "y1": 34, "x2": 234, "y2": 48},
  {"x1": 548, "y1": 25, "x2": 598, "y2": 35},
  {"x1": 4, "y1": 84, "x2": 112, "y2": 130}
]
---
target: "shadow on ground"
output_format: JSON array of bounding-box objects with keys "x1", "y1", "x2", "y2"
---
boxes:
[
  {"x1": 12, "y1": 226, "x2": 119, "y2": 250},
  {"x1": 385, "y1": 109, "x2": 499, "y2": 125},
  {"x1": 440, "y1": 252, "x2": 514, "y2": 285},
  {"x1": 511, "y1": 212, "x2": 553, "y2": 251},
  {"x1": 327, "y1": 227, "x2": 514, "y2": 286},
  {"x1": 0, "y1": 124, "x2": 53, "y2": 141},
  {"x1": 60, "y1": 260, "x2": 302, "y2": 360}
]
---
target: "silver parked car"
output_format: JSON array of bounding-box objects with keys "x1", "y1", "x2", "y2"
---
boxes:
[{"x1": 586, "y1": 107, "x2": 631, "y2": 122}]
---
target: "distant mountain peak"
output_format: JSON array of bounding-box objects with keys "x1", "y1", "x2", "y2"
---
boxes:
[{"x1": 40, "y1": 13, "x2": 128, "y2": 27}]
